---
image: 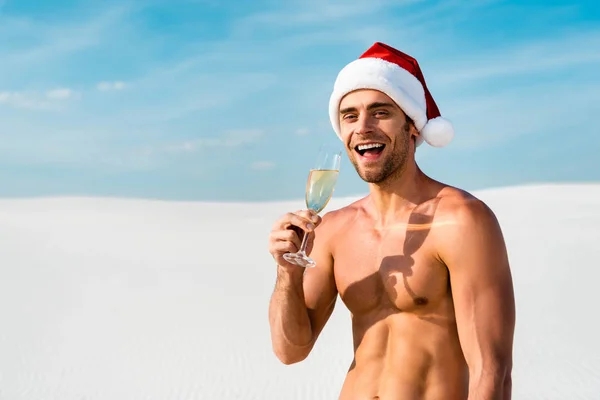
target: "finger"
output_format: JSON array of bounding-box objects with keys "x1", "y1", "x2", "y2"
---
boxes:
[
  {"x1": 271, "y1": 240, "x2": 298, "y2": 254},
  {"x1": 272, "y1": 213, "x2": 299, "y2": 230},
  {"x1": 270, "y1": 230, "x2": 302, "y2": 249},
  {"x1": 296, "y1": 209, "x2": 320, "y2": 224},
  {"x1": 276, "y1": 212, "x2": 315, "y2": 233}
]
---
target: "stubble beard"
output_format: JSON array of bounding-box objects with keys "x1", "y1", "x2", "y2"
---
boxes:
[{"x1": 350, "y1": 121, "x2": 411, "y2": 184}]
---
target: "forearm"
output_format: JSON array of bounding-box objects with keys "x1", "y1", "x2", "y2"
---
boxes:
[
  {"x1": 468, "y1": 367, "x2": 511, "y2": 400},
  {"x1": 268, "y1": 266, "x2": 313, "y2": 363}
]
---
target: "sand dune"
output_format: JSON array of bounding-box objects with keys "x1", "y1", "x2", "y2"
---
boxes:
[{"x1": 0, "y1": 183, "x2": 599, "y2": 399}]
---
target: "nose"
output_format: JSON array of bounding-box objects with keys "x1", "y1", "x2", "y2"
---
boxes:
[{"x1": 354, "y1": 113, "x2": 374, "y2": 135}]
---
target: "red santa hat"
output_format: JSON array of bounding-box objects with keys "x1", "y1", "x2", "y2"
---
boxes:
[{"x1": 329, "y1": 42, "x2": 454, "y2": 148}]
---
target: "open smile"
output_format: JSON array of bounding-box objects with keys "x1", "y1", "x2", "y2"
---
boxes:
[{"x1": 354, "y1": 142, "x2": 386, "y2": 160}]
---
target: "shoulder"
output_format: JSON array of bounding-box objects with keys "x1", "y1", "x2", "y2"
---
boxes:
[
  {"x1": 432, "y1": 186, "x2": 506, "y2": 264},
  {"x1": 320, "y1": 196, "x2": 365, "y2": 224},
  {"x1": 435, "y1": 186, "x2": 499, "y2": 229},
  {"x1": 313, "y1": 197, "x2": 366, "y2": 240}
]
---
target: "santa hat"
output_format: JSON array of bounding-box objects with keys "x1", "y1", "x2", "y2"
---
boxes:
[{"x1": 328, "y1": 42, "x2": 454, "y2": 148}]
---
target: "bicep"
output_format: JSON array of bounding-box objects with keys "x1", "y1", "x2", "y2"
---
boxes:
[{"x1": 441, "y1": 201, "x2": 516, "y2": 371}]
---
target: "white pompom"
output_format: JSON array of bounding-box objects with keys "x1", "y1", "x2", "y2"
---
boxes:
[{"x1": 420, "y1": 117, "x2": 454, "y2": 148}]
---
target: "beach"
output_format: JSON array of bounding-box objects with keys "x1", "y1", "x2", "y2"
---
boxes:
[{"x1": 0, "y1": 183, "x2": 598, "y2": 399}]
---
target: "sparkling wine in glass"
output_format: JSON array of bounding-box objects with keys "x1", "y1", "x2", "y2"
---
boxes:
[{"x1": 283, "y1": 145, "x2": 342, "y2": 268}]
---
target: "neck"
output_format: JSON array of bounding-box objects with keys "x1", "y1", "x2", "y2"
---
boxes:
[{"x1": 366, "y1": 161, "x2": 432, "y2": 227}]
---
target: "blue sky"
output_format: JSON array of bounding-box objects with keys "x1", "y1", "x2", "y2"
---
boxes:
[{"x1": 0, "y1": 0, "x2": 599, "y2": 202}]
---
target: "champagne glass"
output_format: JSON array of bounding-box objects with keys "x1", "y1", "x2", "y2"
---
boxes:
[{"x1": 283, "y1": 144, "x2": 342, "y2": 268}]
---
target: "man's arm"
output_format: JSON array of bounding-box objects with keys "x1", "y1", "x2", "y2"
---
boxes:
[
  {"x1": 438, "y1": 198, "x2": 516, "y2": 400},
  {"x1": 268, "y1": 212, "x2": 338, "y2": 365}
]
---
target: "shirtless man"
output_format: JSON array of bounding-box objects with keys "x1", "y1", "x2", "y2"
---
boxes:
[{"x1": 268, "y1": 42, "x2": 516, "y2": 400}]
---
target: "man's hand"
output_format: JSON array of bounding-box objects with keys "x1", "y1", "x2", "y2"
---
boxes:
[{"x1": 268, "y1": 209, "x2": 322, "y2": 269}]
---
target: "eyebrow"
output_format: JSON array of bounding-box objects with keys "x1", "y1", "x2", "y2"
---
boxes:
[{"x1": 339, "y1": 102, "x2": 396, "y2": 115}]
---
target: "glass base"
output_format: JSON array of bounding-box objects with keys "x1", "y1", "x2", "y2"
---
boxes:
[{"x1": 282, "y1": 251, "x2": 316, "y2": 268}]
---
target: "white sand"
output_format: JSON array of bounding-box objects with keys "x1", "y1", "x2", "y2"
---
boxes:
[{"x1": 0, "y1": 183, "x2": 598, "y2": 399}]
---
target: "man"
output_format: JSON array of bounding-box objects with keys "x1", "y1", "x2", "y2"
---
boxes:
[{"x1": 268, "y1": 42, "x2": 516, "y2": 400}]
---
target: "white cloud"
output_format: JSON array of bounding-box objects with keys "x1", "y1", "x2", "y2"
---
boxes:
[
  {"x1": 251, "y1": 161, "x2": 275, "y2": 170},
  {"x1": 97, "y1": 81, "x2": 127, "y2": 91},
  {"x1": 295, "y1": 128, "x2": 310, "y2": 136},
  {"x1": 164, "y1": 141, "x2": 196, "y2": 153},
  {"x1": 0, "y1": 87, "x2": 77, "y2": 109},
  {"x1": 46, "y1": 88, "x2": 76, "y2": 100},
  {"x1": 164, "y1": 130, "x2": 264, "y2": 154},
  {"x1": 99, "y1": 145, "x2": 156, "y2": 171},
  {"x1": 0, "y1": 91, "x2": 50, "y2": 110}
]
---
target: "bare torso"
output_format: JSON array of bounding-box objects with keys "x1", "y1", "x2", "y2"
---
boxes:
[{"x1": 328, "y1": 190, "x2": 469, "y2": 399}]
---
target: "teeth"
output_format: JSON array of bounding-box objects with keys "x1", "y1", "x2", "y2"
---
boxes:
[{"x1": 357, "y1": 143, "x2": 383, "y2": 151}]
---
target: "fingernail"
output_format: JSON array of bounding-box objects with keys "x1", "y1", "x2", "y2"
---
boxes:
[
  {"x1": 311, "y1": 215, "x2": 319, "y2": 222},
  {"x1": 307, "y1": 223, "x2": 315, "y2": 231}
]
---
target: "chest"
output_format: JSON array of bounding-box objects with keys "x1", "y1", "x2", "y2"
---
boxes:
[{"x1": 332, "y1": 225, "x2": 450, "y2": 315}]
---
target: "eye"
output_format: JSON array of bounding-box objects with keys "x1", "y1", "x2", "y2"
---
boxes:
[
  {"x1": 374, "y1": 110, "x2": 389, "y2": 117},
  {"x1": 343, "y1": 114, "x2": 357, "y2": 121}
]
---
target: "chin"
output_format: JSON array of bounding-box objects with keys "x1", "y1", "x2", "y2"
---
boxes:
[
  {"x1": 361, "y1": 173, "x2": 389, "y2": 184},
  {"x1": 354, "y1": 166, "x2": 390, "y2": 184},
  {"x1": 353, "y1": 157, "x2": 406, "y2": 184}
]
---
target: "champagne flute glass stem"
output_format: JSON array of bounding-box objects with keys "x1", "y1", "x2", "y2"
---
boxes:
[{"x1": 298, "y1": 228, "x2": 310, "y2": 253}]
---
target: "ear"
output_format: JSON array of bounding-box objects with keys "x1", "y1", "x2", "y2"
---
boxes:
[
  {"x1": 411, "y1": 123, "x2": 419, "y2": 139},
  {"x1": 407, "y1": 119, "x2": 419, "y2": 140},
  {"x1": 406, "y1": 120, "x2": 419, "y2": 152}
]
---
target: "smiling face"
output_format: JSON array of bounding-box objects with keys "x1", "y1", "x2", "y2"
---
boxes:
[{"x1": 338, "y1": 89, "x2": 417, "y2": 184}]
